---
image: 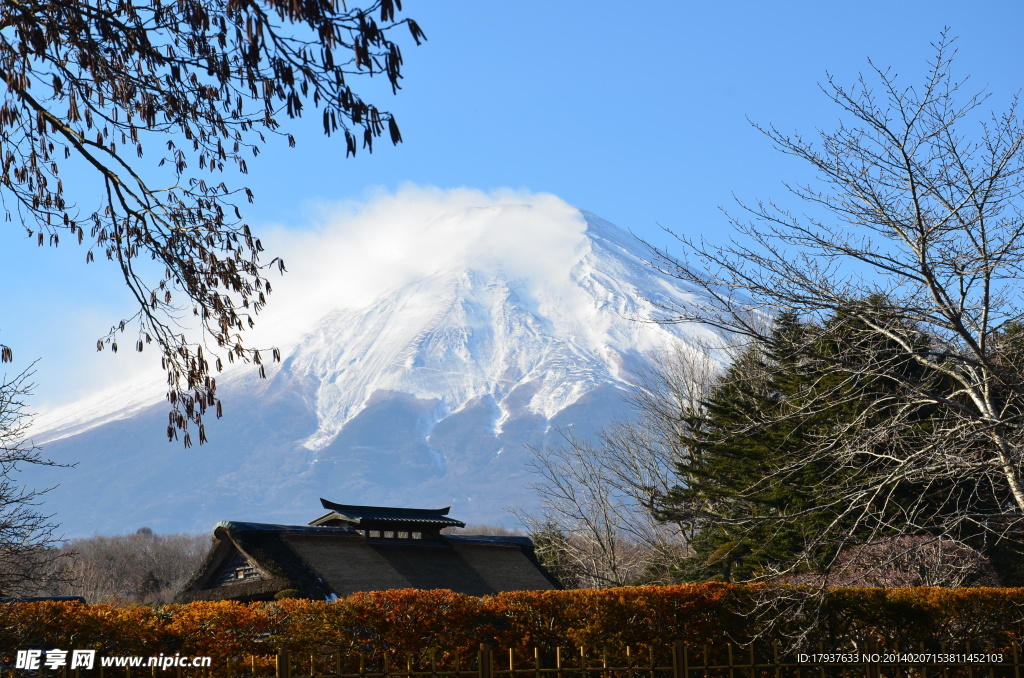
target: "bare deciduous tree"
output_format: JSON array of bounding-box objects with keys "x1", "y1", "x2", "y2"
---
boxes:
[
  {"x1": 0, "y1": 364, "x2": 64, "y2": 596},
  {"x1": 609, "y1": 342, "x2": 724, "y2": 548},
  {"x1": 515, "y1": 342, "x2": 720, "y2": 587},
  {"x1": 782, "y1": 535, "x2": 1000, "y2": 588},
  {"x1": 648, "y1": 35, "x2": 1024, "y2": 584},
  {"x1": 515, "y1": 430, "x2": 655, "y2": 588},
  {"x1": 0, "y1": 0, "x2": 424, "y2": 444}
]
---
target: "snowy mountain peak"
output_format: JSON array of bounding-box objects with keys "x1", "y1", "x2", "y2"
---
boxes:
[
  {"x1": 23, "y1": 189, "x2": 718, "y2": 536},
  {"x1": 276, "y1": 208, "x2": 702, "y2": 453}
]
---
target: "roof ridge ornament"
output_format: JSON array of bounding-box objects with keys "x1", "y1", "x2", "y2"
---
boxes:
[
  {"x1": 311, "y1": 499, "x2": 466, "y2": 529},
  {"x1": 319, "y1": 498, "x2": 454, "y2": 516}
]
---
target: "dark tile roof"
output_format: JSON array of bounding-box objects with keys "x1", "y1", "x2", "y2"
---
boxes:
[
  {"x1": 219, "y1": 520, "x2": 358, "y2": 535},
  {"x1": 315, "y1": 498, "x2": 466, "y2": 528}
]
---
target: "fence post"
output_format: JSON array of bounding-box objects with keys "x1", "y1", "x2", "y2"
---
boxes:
[
  {"x1": 277, "y1": 652, "x2": 291, "y2": 678},
  {"x1": 672, "y1": 641, "x2": 686, "y2": 678},
  {"x1": 479, "y1": 644, "x2": 493, "y2": 678},
  {"x1": 864, "y1": 640, "x2": 878, "y2": 678}
]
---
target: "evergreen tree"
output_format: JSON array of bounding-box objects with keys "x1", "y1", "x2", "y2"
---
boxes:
[
  {"x1": 649, "y1": 40, "x2": 1024, "y2": 586},
  {"x1": 663, "y1": 304, "x2": 1019, "y2": 583}
]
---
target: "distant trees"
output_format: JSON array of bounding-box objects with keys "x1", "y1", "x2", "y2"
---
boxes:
[
  {"x1": 41, "y1": 528, "x2": 209, "y2": 603},
  {"x1": 0, "y1": 0, "x2": 424, "y2": 445},
  {"x1": 441, "y1": 524, "x2": 525, "y2": 537},
  {"x1": 644, "y1": 36, "x2": 1024, "y2": 586}
]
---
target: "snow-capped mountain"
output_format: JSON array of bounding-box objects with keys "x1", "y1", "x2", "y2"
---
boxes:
[{"x1": 24, "y1": 194, "x2": 718, "y2": 538}]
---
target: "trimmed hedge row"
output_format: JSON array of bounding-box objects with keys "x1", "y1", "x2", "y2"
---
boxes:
[{"x1": 1, "y1": 585, "x2": 1022, "y2": 662}]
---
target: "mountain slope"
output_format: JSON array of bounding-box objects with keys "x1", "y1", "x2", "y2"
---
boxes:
[{"x1": 24, "y1": 198, "x2": 717, "y2": 537}]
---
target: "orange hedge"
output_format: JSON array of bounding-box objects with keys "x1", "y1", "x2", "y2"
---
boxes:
[{"x1": 2, "y1": 585, "x2": 1023, "y2": 664}]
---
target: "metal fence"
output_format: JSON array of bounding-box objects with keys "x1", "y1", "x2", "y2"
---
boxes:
[
  {"x1": 266, "y1": 642, "x2": 1023, "y2": 678},
  {"x1": 24, "y1": 642, "x2": 1023, "y2": 678}
]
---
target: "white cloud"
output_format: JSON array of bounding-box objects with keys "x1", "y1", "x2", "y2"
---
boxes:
[
  {"x1": 29, "y1": 185, "x2": 596, "y2": 414},
  {"x1": 251, "y1": 185, "x2": 590, "y2": 347}
]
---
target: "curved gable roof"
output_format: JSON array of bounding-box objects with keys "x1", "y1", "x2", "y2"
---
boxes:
[{"x1": 314, "y1": 499, "x2": 466, "y2": 528}]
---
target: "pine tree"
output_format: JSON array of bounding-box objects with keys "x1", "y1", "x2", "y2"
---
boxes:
[
  {"x1": 650, "y1": 39, "x2": 1024, "y2": 585},
  {"x1": 663, "y1": 304, "x2": 1018, "y2": 583}
]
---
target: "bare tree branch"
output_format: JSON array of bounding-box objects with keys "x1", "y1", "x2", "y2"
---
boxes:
[
  {"x1": 514, "y1": 341, "x2": 722, "y2": 587},
  {"x1": 648, "y1": 33, "x2": 1024, "y2": 562},
  {"x1": 0, "y1": 362, "x2": 67, "y2": 595},
  {"x1": 0, "y1": 0, "x2": 424, "y2": 444}
]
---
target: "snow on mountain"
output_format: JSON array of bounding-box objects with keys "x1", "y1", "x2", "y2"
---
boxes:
[
  {"x1": 22, "y1": 190, "x2": 718, "y2": 538},
  {"x1": 287, "y1": 208, "x2": 706, "y2": 451}
]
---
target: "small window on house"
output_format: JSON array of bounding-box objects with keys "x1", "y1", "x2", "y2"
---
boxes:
[
  {"x1": 369, "y1": 530, "x2": 380, "y2": 538},
  {"x1": 236, "y1": 570, "x2": 245, "y2": 579},
  {"x1": 384, "y1": 531, "x2": 395, "y2": 539},
  {"x1": 411, "y1": 532, "x2": 422, "y2": 540},
  {"x1": 397, "y1": 531, "x2": 409, "y2": 539}
]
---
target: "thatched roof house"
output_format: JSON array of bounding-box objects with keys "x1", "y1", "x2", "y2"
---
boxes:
[{"x1": 177, "y1": 500, "x2": 559, "y2": 602}]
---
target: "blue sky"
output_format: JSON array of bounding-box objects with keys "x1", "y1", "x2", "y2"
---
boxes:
[{"x1": 4, "y1": 0, "x2": 1024, "y2": 410}]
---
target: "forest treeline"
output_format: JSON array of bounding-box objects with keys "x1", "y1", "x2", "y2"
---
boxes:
[{"x1": 6, "y1": 528, "x2": 209, "y2": 603}]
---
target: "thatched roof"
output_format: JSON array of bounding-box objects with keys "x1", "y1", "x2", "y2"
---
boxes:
[
  {"x1": 177, "y1": 519, "x2": 558, "y2": 602},
  {"x1": 176, "y1": 522, "x2": 346, "y2": 602}
]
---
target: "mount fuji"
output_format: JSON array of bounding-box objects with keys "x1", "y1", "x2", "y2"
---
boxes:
[{"x1": 24, "y1": 190, "x2": 718, "y2": 538}]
